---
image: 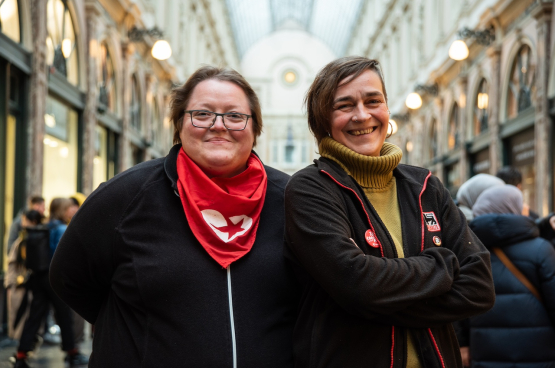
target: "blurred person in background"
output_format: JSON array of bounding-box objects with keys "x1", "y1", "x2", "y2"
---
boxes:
[
  {"x1": 49, "y1": 66, "x2": 299, "y2": 367},
  {"x1": 7, "y1": 196, "x2": 45, "y2": 253},
  {"x1": 466, "y1": 185, "x2": 555, "y2": 368},
  {"x1": 284, "y1": 56, "x2": 494, "y2": 368},
  {"x1": 14, "y1": 198, "x2": 89, "y2": 368},
  {"x1": 496, "y1": 166, "x2": 539, "y2": 219},
  {"x1": 455, "y1": 174, "x2": 504, "y2": 222},
  {"x1": 4, "y1": 210, "x2": 43, "y2": 342}
]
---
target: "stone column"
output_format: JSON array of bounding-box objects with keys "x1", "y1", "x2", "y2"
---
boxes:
[
  {"x1": 27, "y1": 0, "x2": 48, "y2": 197},
  {"x1": 458, "y1": 76, "x2": 469, "y2": 182},
  {"x1": 119, "y1": 41, "x2": 131, "y2": 172},
  {"x1": 486, "y1": 45, "x2": 502, "y2": 175},
  {"x1": 81, "y1": 1, "x2": 101, "y2": 195},
  {"x1": 533, "y1": 2, "x2": 553, "y2": 215}
]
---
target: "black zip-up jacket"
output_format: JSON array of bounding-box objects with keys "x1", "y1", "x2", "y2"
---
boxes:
[
  {"x1": 50, "y1": 144, "x2": 299, "y2": 367},
  {"x1": 284, "y1": 157, "x2": 495, "y2": 368}
]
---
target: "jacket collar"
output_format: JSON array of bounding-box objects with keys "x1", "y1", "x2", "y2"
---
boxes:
[{"x1": 315, "y1": 157, "x2": 429, "y2": 190}]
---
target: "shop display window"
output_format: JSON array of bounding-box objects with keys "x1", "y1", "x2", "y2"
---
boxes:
[
  {"x1": 43, "y1": 96, "x2": 78, "y2": 205},
  {"x1": 0, "y1": 0, "x2": 20, "y2": 43},
  {"x1": 474, "y1": 79, "x2": 489, "y2": 136},
  {"x1": 448, "y1": 104, "x2": 459, "y2": 150}
]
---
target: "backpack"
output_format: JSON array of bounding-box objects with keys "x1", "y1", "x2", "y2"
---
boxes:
[{"x1": 20, "y1": 224, "x2": 51, "y2": 272}]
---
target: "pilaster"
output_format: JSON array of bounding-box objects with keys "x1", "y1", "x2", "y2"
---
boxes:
[
  {"x1": 486, "y1": 45, "x2": 502, "y2": 175},
  {"x1": 533, "y1": 2, "x2": 553, "y2": 215},
  {"x1": 28, "y1": 0, "x2": 47, "y2": 197}
]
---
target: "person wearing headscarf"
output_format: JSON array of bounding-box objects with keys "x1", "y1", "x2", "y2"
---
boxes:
[
  {"x1": 49, "y1": 66, "x2": 299, "y2": 367},
  {"x1": 467, "y1": 185, "x2": 555, "y2": 367},
  {"x1": 284, "y1": 56, "x2": 494, "y2": 368},
  {"x1": 455, "y1": 174, "x2": 504, "y2": 222}
]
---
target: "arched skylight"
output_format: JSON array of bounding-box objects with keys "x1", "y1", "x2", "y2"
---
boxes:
[{"x1": 226, "y1": 0, "x2": 363, "y2": 58}]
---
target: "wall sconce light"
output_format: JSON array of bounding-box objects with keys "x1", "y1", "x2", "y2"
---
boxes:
[
  {"x1": 406, "y1": 141, "x2": 413, "y2": 152},
  {"x1": 129, "y1": 26, "x2": 172, "y2": 61},
  {"x1": 405, "y1": 84, "x2": 438, "y2": 110},
  {"x1": 449, "y1": 26, "x2": 495, "y2": 61}
]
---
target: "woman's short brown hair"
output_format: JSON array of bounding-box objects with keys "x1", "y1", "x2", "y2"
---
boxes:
[
  {"x1": 48, "y1": 198, "x2": 71, "y2": 223},
  {"x1": 305, "y1": 56, "x2": 387, "y2": 143},
  {"x1": 169, "y1": 66, "x2": 263, "y2": 146}
]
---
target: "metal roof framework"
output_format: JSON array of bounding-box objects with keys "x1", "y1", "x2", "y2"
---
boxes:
[{"x1": 226, "y1": 0, "x2": 364, "y2": 58}]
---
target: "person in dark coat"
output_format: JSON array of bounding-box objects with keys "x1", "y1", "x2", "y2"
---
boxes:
[
  {"x1": 284, "y1": 56, "x2": 495, "y2": 368},
  {"x1": 49, "y1": 66, "x2": 299, "y2": 367},
  {"x1": 468, "y1": 184, "x2": 555, "y2": 368}
]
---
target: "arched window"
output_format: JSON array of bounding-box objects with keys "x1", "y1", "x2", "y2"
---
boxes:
[
  {"x1": 0, "y1": 0, "x2": 20, "y2": 43},
  {"x1": 448, "y1": 104, "x2": 460, "y2": 150},
  {"x1": 99, "y1": 43, "x2": 116, "y2": 113},
  {"x1": 474, "y1": 79, "x2": 489, "y2": 135},
  {"x1": 130, "y1": 75, "x2": 141, "y2": 132},
  {"x1": 429, "y1": 118, "x2": 438, "y2": 160},
  {"x1": 46, "y1": 0, "x2": 79, "y2": 85},
  {"x1": 507, "y1": 45, "x2": 535, "y2": 119}
]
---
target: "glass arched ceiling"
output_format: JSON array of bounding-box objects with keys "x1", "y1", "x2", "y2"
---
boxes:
[{"x1": 226, "y1": 0, "x2": 364, "y2": 58}]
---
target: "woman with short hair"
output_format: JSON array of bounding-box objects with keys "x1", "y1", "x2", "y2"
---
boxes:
[
  {"x1": 50, "y1": 66, "x2": 299, "y2": 367},
  {"x1": 468, "y1": 185, "x2": 555, "y2": 367},
  {"x1": 284, "y1": 56, "x2": 495, "y2": 367}
]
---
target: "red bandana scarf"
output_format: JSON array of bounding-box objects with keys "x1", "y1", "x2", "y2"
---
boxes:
[{"x1": 176, "y1": 148, "x2": 268, "y2": 268}]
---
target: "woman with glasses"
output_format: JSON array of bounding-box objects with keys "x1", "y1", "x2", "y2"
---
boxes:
[
  {"x1": 284, "y1": 56, "x2": 495, "y2": 367},
  {"x1": 50, "y1": 66, "x2": 299, "y2": 367}
]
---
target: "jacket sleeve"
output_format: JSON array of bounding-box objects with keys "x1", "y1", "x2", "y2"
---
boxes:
[
  {"x1": 536, "y1": 238, "x2": 555, "y2": 325},
  {"x1": 379, "y1": 182, "x2": 495, "y2": 327},
  {"x1": 49, "y1": 178, "x2": 131, "y2": 324},
  {"x1": 285, "y1": 172, "x2": 462, "y2": 321}
]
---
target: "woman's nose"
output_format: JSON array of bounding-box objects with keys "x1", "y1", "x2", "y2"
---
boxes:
[
  {"x1": 355, "y1": 103, "x2": 372, "y2": 120},
  {"x1": 210, "y1": 115, "x2": 227, "y2": 131}
]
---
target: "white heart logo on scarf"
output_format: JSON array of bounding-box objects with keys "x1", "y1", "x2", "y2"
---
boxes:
[{"x1": 201, "y1": 209, "x2": 253, "y2": 243}]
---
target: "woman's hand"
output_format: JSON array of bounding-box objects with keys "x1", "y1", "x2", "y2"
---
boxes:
[{"x1": 460, "y1": 346, "x2": 470, "y2": 367}]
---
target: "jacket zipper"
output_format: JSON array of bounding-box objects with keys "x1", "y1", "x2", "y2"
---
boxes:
[
  {"x1": 418, "y1": 172, "x2": 446, "y2": 368},
  {"x1": 321, "y1": 169, "x2": 393, "y2": 366},
  {"x1": 227, "y1": 265, "x2": 237, "y2": 368}
]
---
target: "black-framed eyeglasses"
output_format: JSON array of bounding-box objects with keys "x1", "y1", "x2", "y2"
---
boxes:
[{"x1": 184, "y1": 110, "x2": 251, "y2": 131}]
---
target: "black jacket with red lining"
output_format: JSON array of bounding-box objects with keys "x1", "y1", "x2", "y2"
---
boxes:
[{"x1": 284, "y1": 157, "x2": 495, "y2": 368}]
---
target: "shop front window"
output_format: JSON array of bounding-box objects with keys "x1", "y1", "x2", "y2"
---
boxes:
[
  {"x1": 474, "y1": 79, "x2": 489, "y2": 136},
  {"x1": 448, "y1": 104, "x2": 459, "y2": 151},
  {"x1": 93, "y1": 125, "x2": 107, "y2": 190},
  {"x1": 0, "y1": 0, "x2": 20, "y2": 43},
  {"x1": 505, "y1": 128, "x2": 536, "y2": 212},
  {"x1": 43, "y1": 96, "x2": 78, "y2": 205},
  {"x1": 99, "y1": 43, "x2": 116, "y2": 113},
  {"x1": 130, "y1": 75, "x2": 141, "y2": 132},
  {"x1": 507, "y1": 45, "x2": 535, "y2": 119},
  {"x1": 429, "y1": 118, "x2": 438, "y2": 160},
  {"x1": 46, "y1": 0, "x2": 79, "y2": 85},
  {"x1": 445, "y1": 162, "x2": 461, "y2": 198}
]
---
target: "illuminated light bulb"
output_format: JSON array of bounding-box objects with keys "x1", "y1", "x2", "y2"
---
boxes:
[
  {"x1": 151, "y1": 40, "x2": 172, "y2": 60},
  {"x1": 62, "y1": 39, "x2": 72, "y2": 58},
  {"x1": 405, "y1": 92, "x2": 423, "y2": 109},
  {"x1": 284, "y1": 72, "x2": 296, "y2": 84},
  {"x1": 60, "y1": 147, "x2": 69, "y2": 157},
  {"x1": 94, "y1": 157, "x2": 100, "y2": 165},
  {"x1": 388, "y1": 119, "x2": 398, "y2": 136},
  {"x1": 406, "y1": 141, "x2": 413, "y2": 152},
  {"x1": 477, "y1": 93, "x2": 489, "y2": 109},
  {"x1": 43, "y1": 137, "x2": 51, "y2": 145},
  {"x1": 49, "y1": 141, "x2": 59, "y2": 147},
  {"x1": 448, "y1": 40, "x2": 469, "y2": 61}
]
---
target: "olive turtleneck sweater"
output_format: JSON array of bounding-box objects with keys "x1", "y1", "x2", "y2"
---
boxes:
[{"x1": 319, "y1": 137, "x2": 422, "y2": 368}]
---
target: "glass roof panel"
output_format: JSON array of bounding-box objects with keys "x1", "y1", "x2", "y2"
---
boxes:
[{"x1": 226, "y1": 0, "x2": 363, "y2": 58}]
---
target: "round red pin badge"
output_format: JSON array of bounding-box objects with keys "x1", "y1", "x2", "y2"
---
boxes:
[
  {"x1": 365, "y1": 229, "x2": 380, "y2": 248},
  {"x1": 433, "y1": 236, "x2": 442, "y2": 246}
]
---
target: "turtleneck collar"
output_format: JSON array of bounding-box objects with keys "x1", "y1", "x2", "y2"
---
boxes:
[{"x1": 319, "y1": 137, "x2": 403, "y2": 189}]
